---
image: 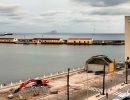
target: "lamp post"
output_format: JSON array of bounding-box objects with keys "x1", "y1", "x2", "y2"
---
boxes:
[
  {"x1": 113, "y1": 59, "x2": 117, "y2": 88},
  {"x1": 126, "y1": 63, "x2": 128, "y2": 84},
  {"x1": 102, "y1": 64, "x2": 106, "y2": 95},
  {"x1": 67, "y1": 68, "x2": 70, "y2": 100},
  {"x1": 86, "y1": 64, "x2": 88, "y2": 100},
  {"x1": 125, "y1": 57, "x2": 129, "y2": 84}
]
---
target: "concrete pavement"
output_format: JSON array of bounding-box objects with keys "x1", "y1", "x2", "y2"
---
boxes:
[{"x1": 86, "y1": 82, "x2": 130, "y2": 100}]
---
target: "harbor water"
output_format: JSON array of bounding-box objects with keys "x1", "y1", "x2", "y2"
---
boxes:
[
  {"x1": 0, "y1": 33, "x2": 124, "y2": 40},
  {"x1": 0, "y1": 33, "x2": 124, "y2": 84}
]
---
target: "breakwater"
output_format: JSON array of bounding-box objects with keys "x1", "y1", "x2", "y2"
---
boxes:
[
  {"x1": 92, "y1": 40, "x2": 124, "y2": 45},
  {"x1": 0, "y1": 37, "x2": 124, "y2": 45}
]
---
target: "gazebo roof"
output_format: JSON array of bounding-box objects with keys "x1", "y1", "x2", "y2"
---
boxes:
[{"x1": 86, "y1": 55, "x2": 113, "y2": 65}]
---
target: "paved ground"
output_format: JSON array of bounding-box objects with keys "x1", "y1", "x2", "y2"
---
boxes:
[
  {"x1": 0, "y1": 70, "x2": 127, "y2": 100},
  {"x1": 99, "y1": 84, "x2": 130, "y2": 100},
  {"x1": 0, "y1": 70, "x2": 98, "y2": 100}
]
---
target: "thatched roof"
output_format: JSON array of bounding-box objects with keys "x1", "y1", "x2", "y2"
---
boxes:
[{"x1": 86, "y1": 55, "x2": 113, "y2": 65}]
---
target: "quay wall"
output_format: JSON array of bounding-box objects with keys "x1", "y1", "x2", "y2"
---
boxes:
[{"x1": 0, "y1": 38, "x2": 125, "y2": 45}]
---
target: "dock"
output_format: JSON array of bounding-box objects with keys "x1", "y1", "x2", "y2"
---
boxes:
[
  {"x1": 93, "y1": 40, "x2": 124, "y2": 45},
  {"x1": 0, "y1": 37, "x2": 124, "y2": 45}
]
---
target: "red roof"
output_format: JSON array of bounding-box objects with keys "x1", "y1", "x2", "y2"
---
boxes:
[{"x1": 32, "y1": 38, "x2": 61, "y2": 40}]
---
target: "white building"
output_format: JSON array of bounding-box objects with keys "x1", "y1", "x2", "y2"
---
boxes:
[
  {"x1": 85, "y1": 55, "x2": 114, "y2": 74},
  {"x1": 125, "y1": 16, "x2": 130, "y2": 59}
]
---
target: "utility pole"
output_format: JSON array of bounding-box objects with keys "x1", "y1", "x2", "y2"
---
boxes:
[
  {"x1": 113, "y1": 59, "x2": 117, "y2": 88},
  {"x1": 126, "y1": 57, "x2": 129, "y2": 84},
  {"x1": 86, "y1": 64, "x2": 88, "y2": 100},
  {"x1": 126, "y1": 64, "x2": 128, "y2": 84},
  {"x1": 67, "y1": 68, "x2": 70, "y2": 100},
  {"x1": 102, "y1": 64, "x2": 105, "y2": 95}
]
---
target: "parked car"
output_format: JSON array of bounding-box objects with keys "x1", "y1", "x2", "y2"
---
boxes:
[{"x1": 113, "y1": 92, "x2": 130, "y2": 100}]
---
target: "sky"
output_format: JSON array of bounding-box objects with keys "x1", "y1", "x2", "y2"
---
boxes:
[{"x1": 0, "y1": 0, "x2": 130, "y2": 33}]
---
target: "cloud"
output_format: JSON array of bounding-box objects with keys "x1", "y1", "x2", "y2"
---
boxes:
[
  {"x1": 71, "y1": 16, "x2": 114, "y2": 23},
  {"x1": 72, "y1": 18, "x2": 100, "y2": 23},
  {"x1": 10, "y1": 16, "x2": 23, "y2": 20},
  {"x1": 0, "y1": 0, "x2": 126, "y2": 33},
  {"x1": 41, "y1": 11, "x2": 65, "y2": 17},
  {"x1": 0, "y1": 4, "x2": 19, "y2": 16},
  {"x1": 89, "y1": 7, "x2": 130, "y2": 15},
  {"x1": 32, "y1": 10, "x2": 71, "y2": 24},
  {"x1": 72, "y1": 0, "x2": 130, "y2": 7},
  {"x1": 0, "y1": 21, "x2": 10, "y2": 25},
  {"x1": 70, "y1": 2, "x2": 130, "y2": 16},
  {"x1": 33, "y1": 17, "x2": 55, "y2": 23},
  {"x1": 0, "y1": 3, "x2": 26, "y2": 20}
]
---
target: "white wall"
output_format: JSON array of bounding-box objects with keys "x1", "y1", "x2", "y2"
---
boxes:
[
  {"x1": 125, "y1": 16, "x2": 130, "y2": 59},
  {"x1": 88, "y1": 64, "x2": 108, "y2": 72}
]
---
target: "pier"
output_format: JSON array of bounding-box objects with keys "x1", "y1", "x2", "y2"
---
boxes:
[
  {"x1": 0, "y1": 37, "x2": 125, "y2": 45},
  {"x1": 93, "y1": 40, "x2": 124, "y2": 45}
]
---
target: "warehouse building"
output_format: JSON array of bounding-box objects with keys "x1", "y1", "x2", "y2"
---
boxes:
[
  {"x1": 32, "y1": 38, "x2": 64, "y2": 44},
  {"x1": 18, "y1": 39, "x2": 33, "y2": 44},
  {"x1": 0, "y1": 38, "x2": 17, "y2": 43},
  {"x1": 67, "y1": 38, "x2": 93, "y2": 44}
]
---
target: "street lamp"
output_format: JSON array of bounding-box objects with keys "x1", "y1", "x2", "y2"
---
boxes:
[
  {"x1": 67, "y1": 68, "x2": 70, "y2": 100},
  {"x1": 86, "y1": 64, "x2": 88, "y2": 100},
  {"x1": 125, "y1": 57, "x2": 129, "y2": 84},
  {"x1": 102, "y1": 64, "x2": 106, "y2": 95}
]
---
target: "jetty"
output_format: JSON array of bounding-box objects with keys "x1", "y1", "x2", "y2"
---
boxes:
[
  {"x1": 93, "y1": 40, "x2": 124, "y2": 45},
  {"x1": 0, "y1": 37, "x2": 124, "y2": 45}
]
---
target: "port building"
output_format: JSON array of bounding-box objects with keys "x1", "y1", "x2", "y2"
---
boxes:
[
  {"x1": 32, "y1": 38, "x2": 64, "y2": 44},
  {"x1": 18, "y1": 39, "x2": 33, "y2": 44},
  {"x1": 125, "y1": 16, "x2": 130, "y2": 59},
  {"x1": 0, "y1": 38, "x2": 17, "y2": 43},
  {"x1": 85, "y1": 55, "x2": 114, "y2": 74},
  {"x1": 67, "y1": 38, "x2": 93, "y2": 44}
]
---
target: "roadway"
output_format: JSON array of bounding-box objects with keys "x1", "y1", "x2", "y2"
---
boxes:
[
  {"x1": 0, "y1": 70, "x2": 127, "y2": 100},
  {"x1": 99, "y1": 84, "x2": 130, "y2": 100}
]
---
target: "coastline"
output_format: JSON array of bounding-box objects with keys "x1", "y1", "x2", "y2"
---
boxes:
[
  {"x1": 0, "y1": 39, "x2": 125, "y2": 45},
  {"x1": 0, "y1": 67, "x2": 85, "y2": 93},
  {"x1": 0, "y1": 66, "x2": 125, "y2": 100}
]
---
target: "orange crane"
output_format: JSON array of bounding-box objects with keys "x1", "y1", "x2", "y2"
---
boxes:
[{"x1": 14, "y1": 79, "x2": 48, "y2": 93}]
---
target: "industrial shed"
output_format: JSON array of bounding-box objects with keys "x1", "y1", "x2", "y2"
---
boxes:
[
  {"x1": 85, "y1": 55, "x2": 114, "y2": 74},
  {"x1": 32, "y1": 38, "x2": 64, "y2": 44}
]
